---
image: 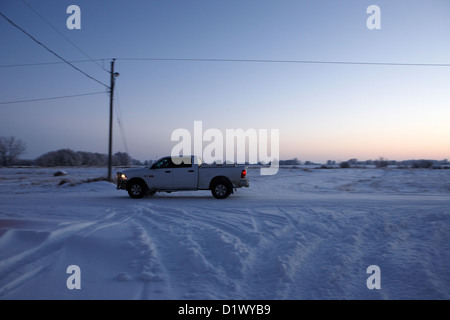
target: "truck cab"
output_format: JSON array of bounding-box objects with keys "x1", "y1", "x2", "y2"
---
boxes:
[{"x1": 146, "y1": 156, "x2": 198, "y2": 190}]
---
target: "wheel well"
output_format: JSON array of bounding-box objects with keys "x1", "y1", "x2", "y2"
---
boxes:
[
  {"x1": 209, "y1": 176, "x2": 233, "y2": 192},
  {"x1": 127, "y1": 178, "x2": 149, "y2": 192}
]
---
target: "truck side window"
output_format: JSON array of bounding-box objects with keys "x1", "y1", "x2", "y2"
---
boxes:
[
  {"x1": 169, "y1": 158, "x2": 192, "y2": 168},
  {"x1": 171, "y1": 157, "x2": 192, "y2": 168},
  {"x1": 176, "y1": 161, "x2": 192, "y2": 168},
  {"x1": 151, "y1": 158, "x2": 171, "y2": 169}
]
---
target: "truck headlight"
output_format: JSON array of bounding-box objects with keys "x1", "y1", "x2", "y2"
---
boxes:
[{"x1": 117, "y1": 173, "x2": 127, "y2": 180}]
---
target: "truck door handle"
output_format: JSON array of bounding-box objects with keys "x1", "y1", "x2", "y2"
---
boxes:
[
  {"x1": 188, "y1": 170, "x2": 194, "y2": 172},
  {"x1": 165, "y1": 170, "x2": 171, "y2": 173}
]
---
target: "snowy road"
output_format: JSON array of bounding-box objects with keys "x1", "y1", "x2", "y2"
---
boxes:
[{"x1": 0, "y1": 167, "x2": 449, "y2": 299}]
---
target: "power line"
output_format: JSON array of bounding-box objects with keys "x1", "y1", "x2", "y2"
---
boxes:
[
  {"x1": 0, "y1": 59, "x2": 108, "y2": 68},
  {"x1": 21, "y1": 0, "x2": 108, "y2": 72},
  {"x1": 0, "y1": 92, "x2": 106, "y2": 105},
  {"x1": 0, "y1": 11, "x2": 109, "y2": 88},
  {"x1": 3, "y1": 57, "x2": 450, "y2": 69},
  {"x1": 117, "y1": 57, "x2": 450, "y2": 68},
  {"x1": 114, "y1": 88, "x2": 129, "y2": 154}
]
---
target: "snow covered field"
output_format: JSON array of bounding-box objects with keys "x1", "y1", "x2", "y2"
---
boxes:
[{"x1": 0, "y1": 166, "x2": 449, "y2": 300}]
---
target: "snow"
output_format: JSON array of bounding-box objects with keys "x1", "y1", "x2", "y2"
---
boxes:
[{"x1": 0, "y1": 166, "x2": 449, "y2": 300}]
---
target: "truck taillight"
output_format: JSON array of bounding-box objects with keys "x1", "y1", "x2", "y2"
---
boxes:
[{"x1": 241, "y1": 169, "x2": 247, "y2": 178}]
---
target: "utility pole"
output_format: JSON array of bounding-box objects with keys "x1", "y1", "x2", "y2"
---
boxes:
[{"x1": 108, "y1": 59, "x2": 118, "y2": 181}]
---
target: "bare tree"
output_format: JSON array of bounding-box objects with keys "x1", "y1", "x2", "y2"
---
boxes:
[
  {"x1": 0, "y1": 136, "x2": 26, "y2": 166},
  {"x1": 374, "y1": 157, "x2": 389, "y2": 168}
]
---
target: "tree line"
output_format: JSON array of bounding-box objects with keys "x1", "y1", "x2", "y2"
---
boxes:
[
  {"x1": 34, "y1": 149, "x2": 139, "y2": 167},
  {"x1": 0, "y1": 136, "x2": 140, "y2": 167}
]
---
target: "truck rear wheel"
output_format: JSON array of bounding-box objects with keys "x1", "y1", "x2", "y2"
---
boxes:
[
  {"x1": 211, "y1": 179, "x2": 231, "y2": 199},
  {"x1": 127, "y1": 180, "x2": 146, "y2": 199}
]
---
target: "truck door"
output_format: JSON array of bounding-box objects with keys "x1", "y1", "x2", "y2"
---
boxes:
[
  {"x1": 172, "y1": 157, "x2": 197, "y2": 190},
  {"x1": 147, "y1": 157, "x2": 173, "y2": 189}
]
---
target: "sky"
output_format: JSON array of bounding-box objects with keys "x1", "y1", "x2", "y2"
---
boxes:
[{"x1": 1, "y1": 0, "x2": 449, "y2": 163}]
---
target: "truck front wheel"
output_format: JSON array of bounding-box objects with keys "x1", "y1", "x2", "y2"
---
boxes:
[
  {"x1": 127, "y1": 180, "x2": 146, "y2": 199},
  {"x1": 211, "y1": 180, "x2": 231, "y2": 199}
]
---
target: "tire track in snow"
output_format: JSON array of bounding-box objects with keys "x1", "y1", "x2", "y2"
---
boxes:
[
  {"x1": 0, "y1": 264, "x2": 49, "y2": 297},
  {"x1": 275, "y1": 205, "x2": 388, "y2": 299},
  {"x1": 128, "y1": 201, "x2": 328, "y2": 299},
  {"x1": 241, "y1": 203, "x2": 364, "y2": 299},
  {"x1": 242, "y1": 205, "x2": 309, "y2": 299},
  {"x1": 0, "y1": 209, "x2": 136, "y2": 297},
  {"x1": 0, "y1": 220, "x2": 96, "y2": 297},
  {"x1": 128, "y1": 203, "x2": 258, "y2": 299},
  {"x1": 125, "y1": 218, "x2": 175, "y2": 300},
  {"x1": 135, "y1": 204, "x2": 224, "y2": 299},
  {"x1": 133, "y1": 201, "x2": 304, "y2": 299}
]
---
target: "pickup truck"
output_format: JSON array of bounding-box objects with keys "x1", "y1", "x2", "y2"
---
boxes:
[{"x1": 116, "y1": 155, "x2": 249, "y2": 199}]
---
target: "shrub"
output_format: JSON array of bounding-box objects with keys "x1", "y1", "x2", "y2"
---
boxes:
[{"x1": 340, "y1": 161, "x2": 350, "y2": 168}]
